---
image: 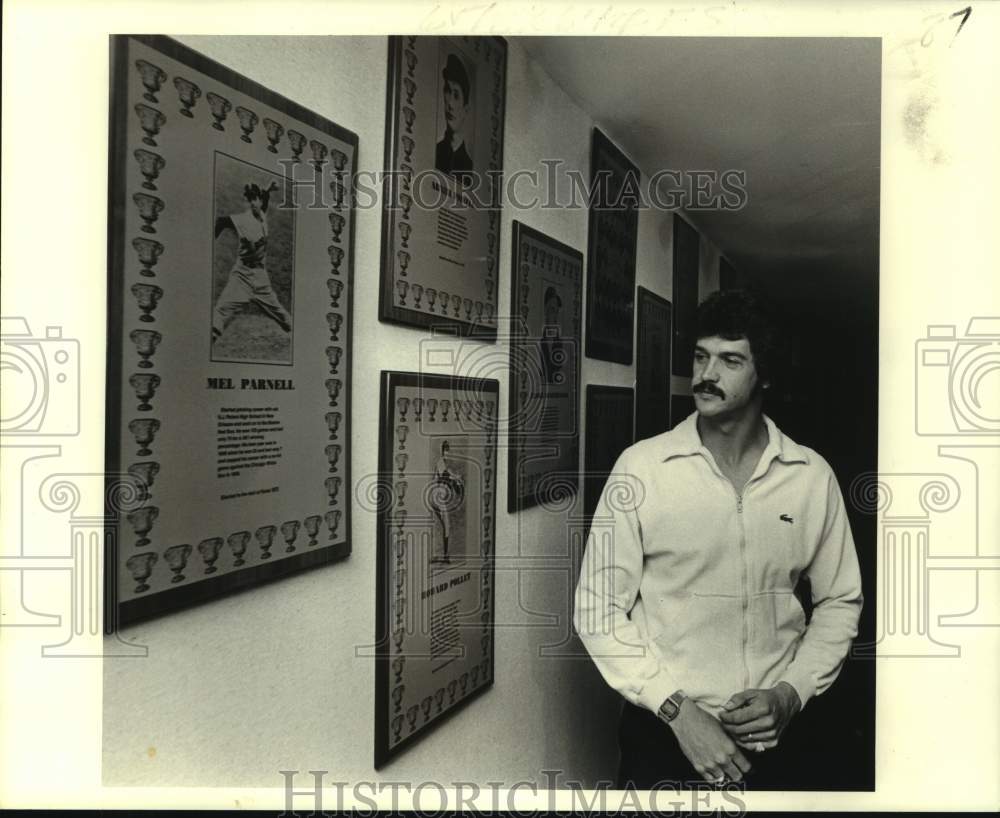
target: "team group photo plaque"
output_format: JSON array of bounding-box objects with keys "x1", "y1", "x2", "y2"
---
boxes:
[
  {"x1": 507, "y1": 221, "x2": 583, "y2": 512},
  {"x1": 106, "y1": 35, "x2": 357, "y2": 626},
  {"x1": 379, "y1": 35, "x2": 508, "y2": 339},
  {"x1": 375, "y1": 372, "x2": 499, "y2": 766}
]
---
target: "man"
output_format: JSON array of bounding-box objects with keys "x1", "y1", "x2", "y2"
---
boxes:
[
  {"x1": 430, "y1": 440, "x2": 464, "y2": 564},
  {"x1": 435, "y1": 53, "x2": 474, "y2": 178},
  {"x1": 212, "y1": 180, "x2": 292, "y2": 343},
  {"x1": 574, "y1": 289, "x2": 862, "y2": 790},
  {"x1": 539, "y1": 286, "x2": 565, "y2": 386}
]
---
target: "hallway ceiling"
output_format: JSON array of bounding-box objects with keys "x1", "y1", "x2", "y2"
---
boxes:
[{"x1": 513, "y1": 36, "x2": 881, "y2": 294}]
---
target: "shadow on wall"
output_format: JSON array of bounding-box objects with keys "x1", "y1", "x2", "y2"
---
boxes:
[{"x1": 740, "y1": 267, "x2": 878, "y2": 791}]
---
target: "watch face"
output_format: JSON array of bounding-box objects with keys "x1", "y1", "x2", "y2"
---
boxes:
[{"x1": 659, "y1": 699, "x2": 679, "y2": 721}]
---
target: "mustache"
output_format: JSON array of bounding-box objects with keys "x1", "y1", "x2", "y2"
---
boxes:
[{"x1": 693, "y1": 382, "x2": 726, "y2": 399}]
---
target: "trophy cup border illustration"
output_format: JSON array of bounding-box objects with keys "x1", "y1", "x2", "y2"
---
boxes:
[
  {"x1": 109, "y1": 34, "x2": 359, "y2": 627},
  {"x1": 375, "y1": 367, "x2": 500, "y2": 767},
  {"x1": 378, "y1": 36, "x2": 507, "y2": 343}
]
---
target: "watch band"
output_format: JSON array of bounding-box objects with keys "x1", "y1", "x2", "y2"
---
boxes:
[{"x1": 657, "y1": 689, "x2": 687, "y2": 723}]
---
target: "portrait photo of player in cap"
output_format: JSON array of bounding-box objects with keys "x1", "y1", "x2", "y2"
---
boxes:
[{"x1": 435, "y1": 51, "x2": 476, "y2": 180}]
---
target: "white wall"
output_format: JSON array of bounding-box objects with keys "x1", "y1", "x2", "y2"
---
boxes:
[{"x1": 103, "y1": 35, "x2": 723, "y2": 788}]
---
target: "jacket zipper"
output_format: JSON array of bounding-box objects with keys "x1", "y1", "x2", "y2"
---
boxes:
[{"x1": 735, "y1": 489, "x2": 750, "y2": 691}]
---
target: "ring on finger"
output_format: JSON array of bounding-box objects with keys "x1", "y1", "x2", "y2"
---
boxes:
[{"x1": 755, "y1": 741, "x2": 765, "y2": 753}]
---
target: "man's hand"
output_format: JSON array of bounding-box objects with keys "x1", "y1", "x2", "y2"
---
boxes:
[
  {"x1": 718, "y1": 682, "x2": 801, "y2": 751},
  {"x1": 668, "y1": 700, "x2": 752, "y2": 784}
]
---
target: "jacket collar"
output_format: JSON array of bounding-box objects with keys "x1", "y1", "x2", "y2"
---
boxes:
[{"x1": 662, "y1": 411, "x2": 810, "y2": 466}]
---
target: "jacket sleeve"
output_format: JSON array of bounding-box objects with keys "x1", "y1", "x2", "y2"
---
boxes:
[
  {"x1": 778, "y1": 466, "x2": 863, "y2": 709},
  {"x1": 573, "y1": 450, "x2": 684, "y2": 714}
]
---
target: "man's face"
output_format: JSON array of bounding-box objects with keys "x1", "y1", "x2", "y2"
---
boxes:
[
  {"x1": 443, "y1": 79, "x2": 468, "y2": 134},
  {"x1": 248, "y1": 194, "x2": 264, "y2": 218},
  {"x1": 691, "y1": 335, "x2": 763, "y2": 420}
]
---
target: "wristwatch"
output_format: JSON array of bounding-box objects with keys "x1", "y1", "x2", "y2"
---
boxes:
[{"x1": 657, "y1": 690, "x2": 687, "y2": 723}]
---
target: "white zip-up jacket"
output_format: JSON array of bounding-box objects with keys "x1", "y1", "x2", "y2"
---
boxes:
[{"x1": 574, "y1": 412, "x2": 863, "y2": 719}]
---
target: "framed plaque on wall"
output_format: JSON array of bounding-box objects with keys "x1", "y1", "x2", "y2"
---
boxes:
[
  {"x1": 379, "y1": 35, "x2": 508, "y2": 340},
  {"x1": 106, "y1": 35, "x2": 357, "y2": 626},
  {"x1": 583, "y1": 385, "x2": 635, "y2": 524},
  {"x1": 375, "y1": 371, "x2": 498, "y2": 766},
  {"x1": 507, "y1": 221, "x2": 583, "y2": 512},
  {"x1": 585, "y1": 128, "x2": 640, "y2": 364},
  {"x1": 671, "y1": 213, "x2": 700, "y2": 377},
  {"x1": 635, "y1": 286, "x2": 672, "y2": 442}
]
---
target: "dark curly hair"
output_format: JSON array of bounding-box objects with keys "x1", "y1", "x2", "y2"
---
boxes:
[{"x1": 695, "y1": 289, "x2": 782, "y2": 388}]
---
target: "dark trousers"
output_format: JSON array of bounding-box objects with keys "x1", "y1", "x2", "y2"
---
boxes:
[{"x1": 617, "y1": 699, "x2": 830, "y2": 791}]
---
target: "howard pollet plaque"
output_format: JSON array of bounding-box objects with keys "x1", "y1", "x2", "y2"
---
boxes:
[{"x1": 375, "y1": 371, "x2": 498, "y2": 766}]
